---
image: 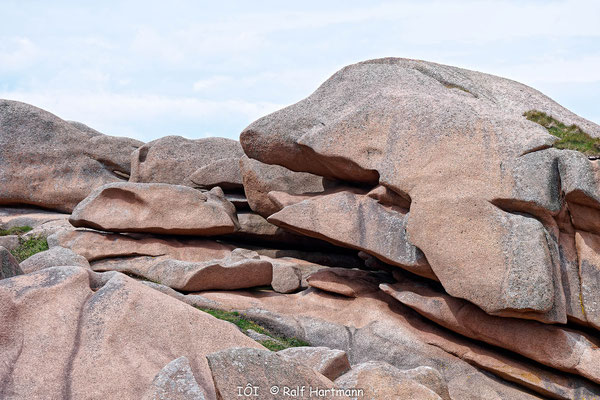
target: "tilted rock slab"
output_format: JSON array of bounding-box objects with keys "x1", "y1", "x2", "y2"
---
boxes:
[
  {"x1": 0, "y1": 99, "x2": 142, "y2": 212},
  {"x1": 0, "y1": 266, "x2": 264, "y2": 399},
  {"x1": 268, "y1": 189, "x2": 435, "y2": 279},
  {"x1": 380, "y1": 281, "x2": 600, "y2": 384},
  {"x1": 49, "y1": 229, "x2": 235, "y2": 262},
  {"x1": 130, "y1": 135, "x2": 244, "y2": 189},
  {"x1": 92, "y1": 248, "x2": 272, "y2": 291},
  {"x1": 240, "y1": 58, "x2": 600, "y2": 322},
  {"x1": 70, "y1": 183, "x2": 239, "y2": 236}
]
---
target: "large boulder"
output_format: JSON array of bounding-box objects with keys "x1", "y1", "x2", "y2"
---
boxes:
[
  {"x1": 240, "y1": 58, "x2": 600, "y2": 322},
  {"x1": 69, "y1": 183, "x2": 239, "y2": 236},
  {"x1": 0, "y1": 266, "x2": 264, "y2": 399},
  {"x1": 0, "y1": 100, "x2": 142, "y2": 212},
  {"x1": 130, "y1": 135, "x2": 244, "y2": 189},
  {"x1": 277, "y1": 347, "x2": 351, "y2": 380}
]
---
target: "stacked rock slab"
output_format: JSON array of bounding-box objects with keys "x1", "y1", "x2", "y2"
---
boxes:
[
  {"x1": 240, "y1": 57, "x2": 600, "y2": 325},
  {"x1": 0, "y1": 99, "x2": 142, "y2": 212}
]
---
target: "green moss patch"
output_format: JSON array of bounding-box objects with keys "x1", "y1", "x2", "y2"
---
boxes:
[
  {"x1": 524, "y1": 110, "x2": 600, "y2": 156},
  {"x1": 197, "y1": 308, "x2": 309, "y2": 351},
  {"x1": 0, "y1": 225, "x2": 33, "y2": 236},
  {"x1": 11, "y1": 236, "x2": 49, "y2": 262}
]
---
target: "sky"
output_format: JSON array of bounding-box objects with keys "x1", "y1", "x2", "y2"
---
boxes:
[{"x1": 1, "y1": 0, "x2": 599, "y2": 142}]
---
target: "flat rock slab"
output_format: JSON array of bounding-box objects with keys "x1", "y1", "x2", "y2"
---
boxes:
[
  {"x1": 206, "y1": 348, "x2": 341, "y2": 400},
  {"x1": 0, "y1": 100, "x2": 142, "y2": 212},
  {"x1": 306, "y1": 268, "x2": 386, "y2": 298},
  {"x1": 49, "y1": 229, "x2": 235, "y2": 262},
  {"x1": 19, "y1": 246, "x2": 90, "y2": 274},
  {"x1": 92, "y1": 248, "x2": 273, "y2": 291},
  {"x1": 70, "y1": 183, "x2": 239, "y2": 236},
  {"x1": 130, "y1": 135, "x2": 244, "y2": 189},
  {"x1": 0, "y1": 206, "x2": 70, "y2": 229},
  {"x1": 0, "y1": 266, "x2": 264, "y2": 399},
  {"x1": 277, "y1": 346, "x2": 351, "y2": 380}
]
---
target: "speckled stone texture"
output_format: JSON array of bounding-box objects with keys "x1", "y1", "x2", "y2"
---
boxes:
[
  {"x1": 240, "y1": 57, "x2": 600, "y2": 324},
  {"x1": 0, "y1": 99, "x2": 142, "y2": 212}
]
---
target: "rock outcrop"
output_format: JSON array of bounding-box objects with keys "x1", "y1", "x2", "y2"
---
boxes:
[
  {"x1": 240, "y1": 57, "x2": 600, "y2": 325},
  {"x1": 3, "y1": 58, "x2": 600, "y2": 399},
  {"x1": 0, "y1": 100, "x2": 142, "y2": 212}
]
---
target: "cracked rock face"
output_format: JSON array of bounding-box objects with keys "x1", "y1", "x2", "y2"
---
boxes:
[
  {"x1": 240, "y1": 57, "x2": 600, "y2": 323},
  {"x1": 0, "y1": 266, "x2": 263, "y2": 399},
  {"x1": 0, "y1": 100, "x2": 142, "y2": 212}
]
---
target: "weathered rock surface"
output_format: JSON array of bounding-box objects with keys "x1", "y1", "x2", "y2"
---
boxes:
[
  {"x1": 240, "y1": 58, "x2": 600, "y2": 322},
  {"x1": 1, "y1": 246, "x2": 22, "y2": 279},
  {"x1": 70, "y1": 183, "x2": 239, "y2": 235},
  {"x1": 335, "y1": 362, "x2": 450, "y2": 400},
  {"x1": 0, "y1": 206, "x2": 70, "y2": 229},
  {"x1": 49, "y1": 229, "x2": 235, "y2": 262},
  {"x1": 277, "y1": 347, "x2": 351, "y2": 380},
  {"x1": 380, "y1": 281, "x2": 600, "y2": 384},
  {"x1": 270, "y1": 257, "x2": 328, "y2": 293},
  {"x1": 239, "y1": 155, "x2": 332, "y2": 217},
  {"x1": 0, "y1": 235, "x2": 19, "y2": 251},
  {"x1": 143, "y1": 356, "x2": 208, "y2": 400},
  {"x1": 92, "y1": 248, "x2": 272, "y2": 291},
  {"x1": 268, "y1": 189, "x2": 435, "y2": 279},
  {"x1": 19, "y1": 246, "x2": 90, "y2": 274},
  {"x1": 575, "y1": 231, "x2": 600, "y2": 330},
  {"x1": 0, "y1": 100, "x2": 142, "y2": 212},
  {"x1": 306, "y1": 268, "x2": 385, "y2": 297},
  {"x1": 188, "y1": 158, "x2": 243, "y2": 190},
  {"x1": 130, "y1": 135, "x2": 244, "y2": 188},
  {"x1": 206, "y1": 348, "x2": 339, "y2": 400},
  {"x1": 199, "y1": 288, "x2": 543, "y2": 400},
  {"x1": 0, "y1": 266, "x2": 263, "y2": 399}
]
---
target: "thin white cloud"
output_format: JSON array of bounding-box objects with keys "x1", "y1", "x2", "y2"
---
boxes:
[{"x1": 0, "y1": 37, "x2": 38, "y2": 71}]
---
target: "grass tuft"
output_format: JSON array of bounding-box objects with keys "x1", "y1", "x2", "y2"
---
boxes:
[
  {"x1": 11, "y1": 235, "x2": 49, "y2": 262},
  {"x1": 0, "y1": 225, "x2": 33, "y2": 236},
  {"x1": 197, "y1": 308, "x2": 309, "y2": 351},
  {"x1": 524, "y1": 110, "x2": 600, "y2": 156}
]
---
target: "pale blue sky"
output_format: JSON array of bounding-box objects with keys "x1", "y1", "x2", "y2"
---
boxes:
[{"x1": 1, "y1": 0, "x2": 599, "y2": 142}]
